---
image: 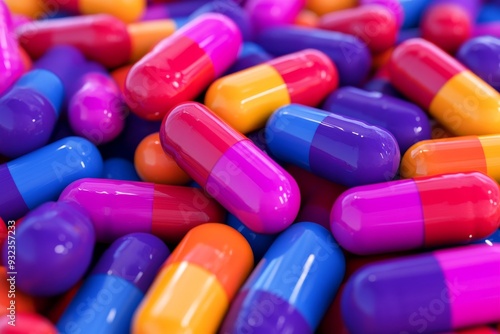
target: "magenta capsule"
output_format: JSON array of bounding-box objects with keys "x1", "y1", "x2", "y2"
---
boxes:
[
  {"x1": 342, "y1": 244, "x2": 500, "y2": 333},
  {"x1": 68, "y1": 62, "x2": 126, "y2": 145},
  {"x1": 331, "y1": 172, "x2": 500, "y2": 255},
  {"x1": 59, "y1": 178, "x2": 226, "y2": 243},
  {"x1": 0, "y1": 1, "x2": 23, "y2": 95},
  {"x1": 160, "y1": 102, "x2": 300, "y2": 234}
]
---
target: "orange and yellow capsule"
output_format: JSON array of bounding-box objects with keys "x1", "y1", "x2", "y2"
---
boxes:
[
  {"x1": 401, "y1": 135, "x2": 500, "y2": 180},
  {"x1": 205, "y1": 49, "x2": 338, "y2": 134},
  {"x1": 132, "y1": 223, "x2": 253, "y2": 334},
  {"x1": 389, "y1": 38, "x2": 500, "y2": 136}
]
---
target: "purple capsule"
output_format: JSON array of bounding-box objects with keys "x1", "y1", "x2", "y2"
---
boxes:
[
  {"x1": 456, "y1": 36, "x2": 500, "y2": 92},
  {"x1": 68, "y1": 62, "x2": 127, "y2": 145},
  {"x1": 0, "y1": 69, "x2": 63, "y2": 158},
  {"x1": 2, "y1": 201, "x2": 95, "y2": 296},
  {"x1": 323, "y1": 87, "x2": 431, "y2": 153}
]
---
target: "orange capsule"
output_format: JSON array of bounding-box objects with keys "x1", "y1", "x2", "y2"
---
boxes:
[
  {"x1": 134, "y1": 132, "x2": 191, "y2": 185},
  {"x1": 132, "y1": 223, "x2": 253, "y2": 334},
  {"x1": 401, "y1": 135, "x2": 500, "y2": 181}
]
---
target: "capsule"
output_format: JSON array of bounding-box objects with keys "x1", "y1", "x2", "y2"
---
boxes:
[
  {"x1": 0, "y1": 137, "x2": 103, "y2": 221},
  {"x1": 2, "y1": 201, "x2": 95, "y2": 296},
  {"x1": 266, "y1": 104, "x2": 400, "y2": 187},
  {"x1": 190, "y1": 1, "x2": 253, "y2": 40},
  {"x1": 306, "y1": 0, "x2": 356, "y2": 16},
  {"x1": 245, "y1": 0, "x2": 305, "y2": 33},
  {"x1": 134, "y1": 132, "x2": 191, "y2": 185},
  {"x1": 221, "y1": 222, "x2": 345, "y2": 334},
  {"x1": 323, "y1": 87, "x2": 431, "y2": 152},
  {"x1": 421, "y1": 0, "x2": 480, "y2": 53},
  {"x1": 133, "y1": 223, "x2": 253, "y2": 333},
  {"x1": 45, "y1": 0, "x2": 145, "y2": 23},
  {"x1": 141, "y1": 0, "x2": 207, "y2": 21},
  {"x1": 125, "y1": 13, "x2": 242, "y2": 120},
  {"x1": 103, "y1": 158, "x2": 140, "y2": 181},
  {"x1": 59, "y1": 178, "x2": 225, "y2": 243},
  {"x1": 57, "y1": 233, "x2": 168, "y2": 334},
  {"x1": 17, "y1": 14, "x2": 185, "y2": 68},
  {"x1": 67, "y1": 63, "x2": 126, "y2": 145},
  {"x1": 160, "y1": 102, "x2": 300, "y2": 234},
  {"x1": 456, "y1": 36, "x2": 500, "y2": 92},
  {"x1": 342, "y1": 244, "x2": 500, "y2": 334},
  {"x1": 318, "y1": 5, "x2": 398, "y2": 54},
  {"x1": 0, "y1": 70, "x2": 62, "y2": 158},
  {"x1": 205, "y1": 49, "x2": 338, "y2": 133},
  {"x1": 331, "y1": 172, "x2": 500, "y2": 255},
  {"x1": 389, "y1": 38, "x2": 500, "y2": 136},
  {"x1": 401, "y1": 135, "x2": 500, "y2": 180},
  {"x1": 0, "y1": 1, "x2": 23, "y2": 95},
  {"x1": 256, "y1": 26, "x2": 370, "y2": 86}
]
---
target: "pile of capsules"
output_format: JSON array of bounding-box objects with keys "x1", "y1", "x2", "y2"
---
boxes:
[{"x1": 0, "y1": 0, "x2": 500, "y2": 333}]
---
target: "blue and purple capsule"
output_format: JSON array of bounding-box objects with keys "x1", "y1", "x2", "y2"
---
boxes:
[{"x1": 266, "y1": 104, "x2": 400, "y2": 187}]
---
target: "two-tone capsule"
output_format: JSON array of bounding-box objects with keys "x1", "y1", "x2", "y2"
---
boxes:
[
  {"x1": 125, "y1": 13, "x2": 242, "y2": 120},
  {"x1": 0, "y1": 137, "x2": 103, "y2": 221},
  {"x1": 388, "y1": 38, "x2": 500, "y2": 136},
  {"x1": 205, "y1": 49, "x2": 338, "y2": 133},
  {"x1": 221, "y1": 222, "x2": 345, "y2": 334},
  {"x1": 401, "y1": 134, "x2": 500, "y2": 180},
  {"x1": 160, "y1": 102, "x2": 300, "y2": 234},
  {"x1": 59, "y1": 178, "x2": 225, "y2": 243},
  {"x1": 266, "y1": 104, "x2": 400, "y2": 187},
  {"x1": 47, "y1": 0, "x2": 145, "y2": 23},
  {"x1": 57, "y1": 233, "x2": 168, "y2": 334},
  {"x1": 133, "y1": 223, "x2": 253, "y2": 333},
  {"x1": 331, "y1": 172, "x2": 500, "y2": 255},
  {"x1": 17, "y1": 14, "x2": 185, "y2": 68},
  {"x1": 342, "y1": 244, "x2": 500, "y2": 334}
]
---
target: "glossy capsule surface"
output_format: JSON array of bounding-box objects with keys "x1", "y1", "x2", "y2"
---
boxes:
[
  {"x1": 323, "y1": 87, "x2": 431, "y2": 152},
  {"x1": 17, "y1": 14, "x2": 183, "y2": 68},
  {"x1": 2, "y1": 201, "x2": 95, "y2": 296},
  {"x1": 160, "y1": 102, "x2": 300, "y2": 234},
  {"x1": 401, "y1": 134, "x2": 500, "y2": 180},
  {"x1": 57, "y1": 233, "x2": 168, "y2": 334},
  {"x1": 125, "y1": 13, "x2": 242, "y2": 120},
  {"x1": 59, "y1": 178, "x2": 225, "y2": 243},
  {"x1": 0, "y1": 137, "x2": 103, "y2": 221},
  {"x1": 342, "y1": 244, "x2": 500, "y2": 334},
  {"x1": 205, "y1": 49, "x2": 338, "y2": 133},
  {"x1": 266, "y1": 104, "x2": 400, "y2": 187},
  {"x1": 389, "y1": 38, "x2": 500, "y2": 136},
  {"x1": 456, "y1": 36, "x2": 500, "y2": 91},
  {"x1": 256, "y1": 26, "x2": 370, "y2": 86},
  {"x1": 133, "y1": 223, "x2": 253, "y2": 334},
  {"x1": 331, "y1": 172, "x2": 500, "y2": 255},
  {"x1": 221, "y1": 222, "x2": 345, "y2": 334},
  {"x1": 46, "y1": 0, "x2": 146, "y2": 23},
  {"x1": 318, "y1": 5, "x2": 398, "y2": 54}
]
